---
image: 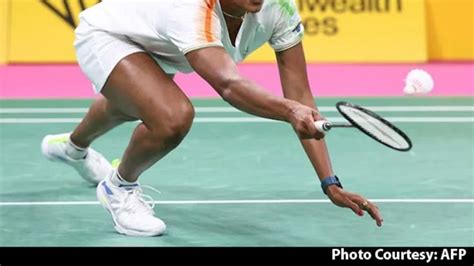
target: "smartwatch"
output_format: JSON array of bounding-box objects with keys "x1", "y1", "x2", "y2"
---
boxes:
[{"x1": 321, "y1": 175, "x2": 343, "y2": 194}]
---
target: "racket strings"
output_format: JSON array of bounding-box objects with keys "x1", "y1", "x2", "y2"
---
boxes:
[
  {"x1": 339, "y1": 105, "x2": 411, "y2": 150},
  {"x1": 348, "y1": 109, "x2": 405, "y2": 148}
]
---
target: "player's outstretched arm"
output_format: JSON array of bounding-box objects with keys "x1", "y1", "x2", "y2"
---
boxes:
[
  {"x1": 186, "y1": 46, "x2": 324, "y2": 140},
  {"x1": 275, "y1": 43, "x2": 383, "y2": 227}
]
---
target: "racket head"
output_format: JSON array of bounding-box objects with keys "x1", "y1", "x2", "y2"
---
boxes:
[{"x1": 336, "y1": 101, "x2": 413, "y2": 151}]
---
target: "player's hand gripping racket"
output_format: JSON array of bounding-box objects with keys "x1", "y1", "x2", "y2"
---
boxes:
[{"x1": 314, "y1": 101, "x2": 412, "y2": 151}]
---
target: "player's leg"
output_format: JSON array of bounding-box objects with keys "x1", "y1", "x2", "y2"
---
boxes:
[
  {"x1": 68, "y1": 72, "x2": 175, "y2": 148},
  {"x1": 41, "y1": 91, "x2": 139, "y2": 185},
  {"x1": 100, "y1": 53, "x2": 194, "y2": 182},
  {"x1": 69, "y1": 95, "x2": 137, "y2": 149},
  {"x1": 96, "y1": 52, "x2": 194, "y2": 236}
]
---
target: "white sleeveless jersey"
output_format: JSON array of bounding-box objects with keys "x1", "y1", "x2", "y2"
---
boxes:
[{"x1": 79, "y1": 0, "x2": 304, "y2": 74}]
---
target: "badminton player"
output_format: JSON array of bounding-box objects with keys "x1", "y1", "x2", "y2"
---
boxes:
[{"x1": 41, "y1": 0, "x2": 383, "y2": 236}]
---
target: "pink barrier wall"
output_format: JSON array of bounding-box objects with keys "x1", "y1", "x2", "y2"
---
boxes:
[{"x1": 0, "y1": 63, "x2": 472, "y2": 99}]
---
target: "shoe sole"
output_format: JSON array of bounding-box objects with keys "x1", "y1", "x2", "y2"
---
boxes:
[{"x1": 96, "y1": 180, "x2": 166, "y2": 237}]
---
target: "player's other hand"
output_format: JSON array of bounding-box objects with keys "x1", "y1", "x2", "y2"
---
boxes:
[
  {"x1": 287, "y1": 103, "x2": 325, "y2": 140},
  {"x1": 326, "y1": 185, "x2": 384, "y2": 227}
]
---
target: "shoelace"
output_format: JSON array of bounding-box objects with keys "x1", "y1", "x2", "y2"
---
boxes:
[
  {"x1": 121, "y1": 185, "x2": 161, "y2": 215},
  {"x1": 109, "y1": 160, "x2": 162, "y2": 215}
]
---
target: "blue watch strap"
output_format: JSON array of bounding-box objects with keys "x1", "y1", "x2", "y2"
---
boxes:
[{"x1": 321, "y1": 175, "x2": 343, "y2": 194}]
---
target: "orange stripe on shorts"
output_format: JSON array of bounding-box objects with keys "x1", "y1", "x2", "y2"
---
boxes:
[{"x1": 204, "y1": 0, "x2": 217, "y2": 42}]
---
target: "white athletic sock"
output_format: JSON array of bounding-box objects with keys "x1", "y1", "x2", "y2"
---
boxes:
[
  {"x1": 65, "y1": 138, "x2": 88, "y2": 160},
  {"x1": 110, "y1": 170, "x2": 138, "y2": 190}
]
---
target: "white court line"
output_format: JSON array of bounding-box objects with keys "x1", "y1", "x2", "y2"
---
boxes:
[
  {"x1": 0, "y1": 108, "x2": 89, "y2": 113},
  {"x1": 0, "y1": 106, "x2": 473, "y2": 113},
  {"x1": 194, "y1": 117, "x2": 474, "y2": 123},
  {"x1": 0, "y1": 199, "x2": 473, "y2": 206},
  {"x1": 0, "y1": 117, "x2": 473, "y2": 124}
]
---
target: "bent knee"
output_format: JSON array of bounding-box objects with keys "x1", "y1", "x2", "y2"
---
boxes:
[
  {"x1": 165, "y1": 103, "x2": 194, "y2": 137},
  {"x1": 152, "y1": 103, "x2": 194, "y2": 143}
]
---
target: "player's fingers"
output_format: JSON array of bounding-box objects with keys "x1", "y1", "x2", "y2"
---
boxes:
[
  {"x1": 346, "y1": 193, "x2": 383, "y2": 226},
  {"x1": 308, "y1": 113, "x2": 326, "y2": 139},
  {"x1": 366, "y1": 202, "x2": 383, "y2": 227},
  {"x1": 313, "y1": 126, "x2": 325, "y2": 139},
  {"x1": 311, "y1": 109, "x2": 324, "y2": 121},
  {"x1": 295, "y1": 125, "x2": 313, "y2": 139},
  {"x1": 345, "y1": 197, "x2": 364, "y2": 216},
  {"x1": 347, "y1": 193, "x2": 366, "y2": 206},
  {"x1": 296, "y1": 120, "x2": 317, "y2": 140},
  {"x1": 357, "y1": 199, "x2": 383, "y2": 227},
  {"x1": 315, "y1": 132, "x2": 325, "y2": 140},
  {"x1": 347, "y1": 193, "x2": 371, "y2": 217},
  {"x1": 305, "y1": 116, "x2": 317, "y2": 136}
]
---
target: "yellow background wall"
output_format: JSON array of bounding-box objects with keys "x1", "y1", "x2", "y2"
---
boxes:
[
  {"x1": 0, "y1": 0, "x2": 9, "y2": 64},
  {"x1": 9, "y1": 0, "x2": 98, "y2": 62},
  {"x1": 426, "y1": 0, "x2": 474, "y2": 60},
  {"x1": 246, "y1": 0, "x2": 428, "y2": 63}
]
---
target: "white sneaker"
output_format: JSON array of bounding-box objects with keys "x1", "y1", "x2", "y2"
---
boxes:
[
  {"x1": 97, "y1": 174, "x2": 166, "y2": 237},
  {"x1": 41, "y1": 133, "x2": 112, "y2": 185}
]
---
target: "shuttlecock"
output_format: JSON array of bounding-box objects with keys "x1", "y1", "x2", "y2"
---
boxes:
[{"x1": 404, "y1": 69, "x2": 434, "y2": 95}]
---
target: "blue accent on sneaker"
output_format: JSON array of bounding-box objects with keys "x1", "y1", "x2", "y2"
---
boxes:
[{"x1": 102, "y1": 182, "x2": 114, "y2": 195}]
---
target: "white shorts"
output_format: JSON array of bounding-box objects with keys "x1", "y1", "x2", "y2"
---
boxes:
[{"x1": 74, "y1": 20, "x2": 144, "y2": 94}]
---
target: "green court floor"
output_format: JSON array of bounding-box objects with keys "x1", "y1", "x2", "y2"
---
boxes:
[{"x1": 0, "y1": 97, "x2": 473, "y2": 246}]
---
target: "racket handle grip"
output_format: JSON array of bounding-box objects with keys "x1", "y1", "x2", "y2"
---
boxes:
[{"x1": 314, "y1": 120, "x2": 332, "y2": 132}]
